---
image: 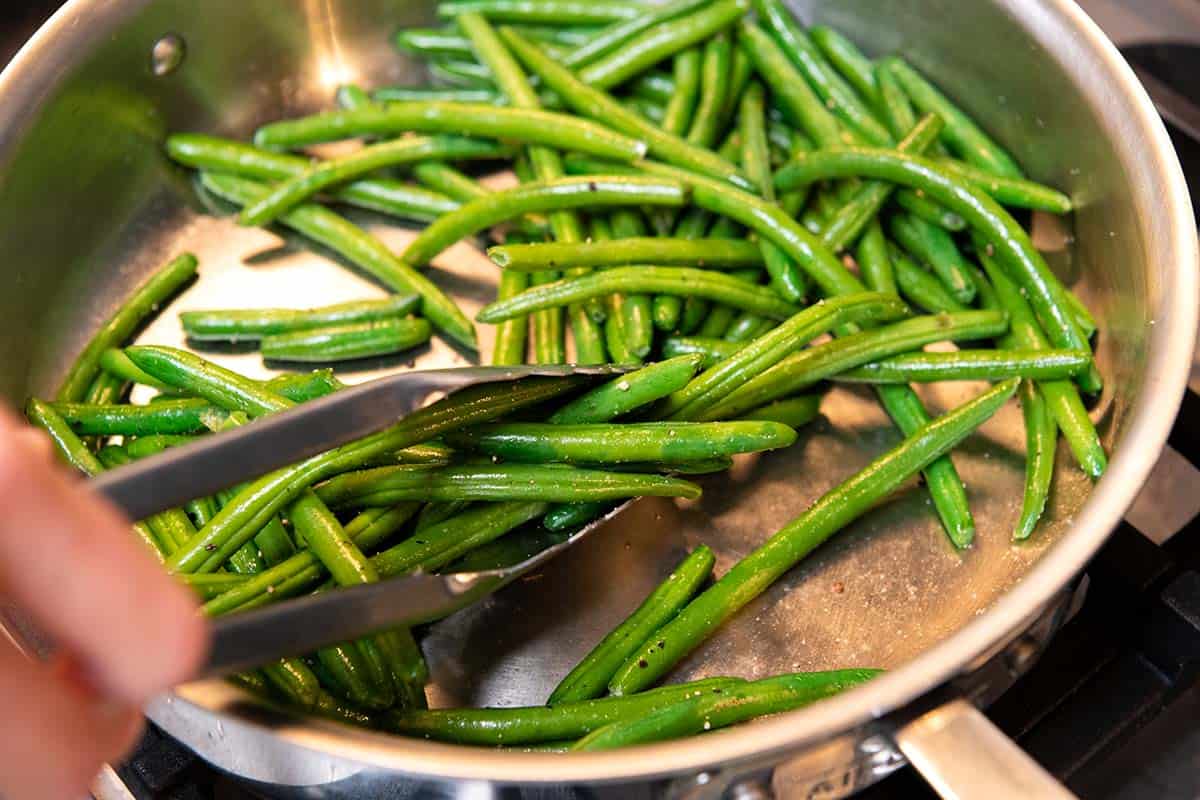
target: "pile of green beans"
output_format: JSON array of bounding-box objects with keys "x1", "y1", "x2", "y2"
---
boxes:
[{"x1": 33, "y1": 0, "x2": 1110, "y2": 750}]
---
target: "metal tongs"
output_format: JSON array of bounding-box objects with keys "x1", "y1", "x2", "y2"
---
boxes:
[{"x1": 89, "y1": 365, "x2": 629, "y2": 679}]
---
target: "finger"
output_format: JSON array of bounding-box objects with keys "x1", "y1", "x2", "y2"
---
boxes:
[
  {"x1": 0, "y1": 639, "x2": 143, "y2": 800},
  {"x1": 0, "y1": 407, "x2": 208, "y2": 702}
]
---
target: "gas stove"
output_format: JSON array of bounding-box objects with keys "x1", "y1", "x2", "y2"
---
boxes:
[{"x1": 2, "y1": 2, "x2": 1197, "y2": 798}]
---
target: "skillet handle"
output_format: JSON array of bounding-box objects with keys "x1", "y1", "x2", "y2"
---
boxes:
[{"x1": 894, "y1": 698, "x2": 1077, "y2": 799}]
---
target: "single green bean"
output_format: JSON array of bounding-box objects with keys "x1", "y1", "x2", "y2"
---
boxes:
[
  {"x1": 883, "y1": 57, "x2": 1023, "y2": 178},
  {"x1": 685, "y1": 32, "x2": 733, "y2": 148},
  {"x1": 702, "y1": 310, "x2": 1008, "y2": 421},
  {"x1": 581, "y1": 670, "x2": 880, "y2": 749},
  {"x1": 170, "y1": 376, "x2": 587, "y2": 573},
  {"x1": 492, "y1": 270, "x2": 530, "y2": 365},
  {"x1": 374, "y1": 86, "x2": 500, "y2": 104},
  {"x1": 723, "y1": 313, "x2": 770, "y2": 343},
  {"x1": 180, "y1": 295, "x2": 419, "y2": 342},
  {"x1": 477, "y1": 267, "x2": 800, "y2": 323},
  {"x1": 873, "y1": 59, "x2": 922, "y2": 144},
  {"x1": 98, "y1": 349, "x2": 176, "y2": 393},
  {"x1": 855, "y1": 220, "x2": 897, "y2": 295},
  {"x1": 394, "y1": 28, "x2": 478, "y2": 58},
  {"x1": 935, "y1": 158, "x2": 1072, "y2": 214},
  {"x1": 559, "y1": 0, "x2": 710, "y2": 69},
  {"x1": 82, "y1": 371, "x2": 129, "y2": 406},
  {"x1": 808, "y1": 26, "x2": 878, "y2": 107},
  {"x1": 774, "y1": 147, "x2": 1099, "y2": 391},
  {"x1": 697, "y1": 304, "x2": 738, "y2": 338},
  {"x1": 488, "y1": 237, "x2": 763, "y2": 271},
  {"x1": 57, "y1": 253, "x2": 198, "y2": 402},
  {"x1": 662, "y1": 48, "x2": 702, "y2": 137},
  {"x1": 239, "y1": 136, "x2": 510, "y2": 226},
  {"x1": 543, "y1": 501, "x2": 613, "y2": 532},
  {"x1": 437, "y1": 1, "x2": 646, "y2": 24},
  {"x1": 579, "y1": 0, "x2": 747, "y2": 91},
  {"x1": 608, "y1": 210, "x2": 655, "y2": 360},
  {"x1": 261, "y1": 318, "x2": 432, "y2": 363},
  {"x1": 400, "y1": 176, "x2": 686, "y2": 268},
  {"x1": 658, "y1": 292, "x2": 910, "y2": 421},
  {"x1": 199, "y1": 172, "x2": 476, "y2": 350},
  {"x1": 549, "y1": 354, "x2": 703, "y2": 423},
  {"x1": 611, "y1": 379, "x2": 1017, "y2": 694},
  {"x1": 445, "y1": 421, "x2": 796, "y2": 464},
  {"x1": 835, "y1": 348, "x2": 1090, "y2": 383},
  {"x1": 48, "y1": 398, "x2": 227, "y2": 436},
  {"x1": 499, "y1": 28, "x2": 751, "y2": 189},
  {"x1": 125, "y1": 346, "x2": 290, "y2": 417},
  {"x1": 549, "y1": 546, "x2": 715, "y2": 704},
  {"x1": 737, "y1": 395, "x2": 822, "y2": 428},
  {"x1": 253, "y1": 104, "x2": 647, "y2": 163},
  {"x1": 889, "y1": 213, "x2": 975, "y2": 303},
  {"x1": 751, "y1": 1, "x2": 890, "y2": 145},
  {"x1": 315, "y1": 463, "x2": 702, "y2": 507},
  {"x1": 384, "y1": 675, "x2": 746, "y2": 743},
  {"x1": 741, "y1": 80, "x2": 805, "y2": 302},
  {"x1": 660, "y1": 336, "x2": 741, "y2": 368}
]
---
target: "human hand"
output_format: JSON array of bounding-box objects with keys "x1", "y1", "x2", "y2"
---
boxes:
[{"x1": 0, "y1": 408, "x2": 208, "y2": 799}]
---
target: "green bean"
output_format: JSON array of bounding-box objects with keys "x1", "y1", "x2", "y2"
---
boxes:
[
  {"x1": 935, "y1": 158, "x2": 1072, "y2": 215},
  {"x1": 580, "y1": 670, "x2": 880, "y2": 749},
  {"x1": 855, "y1": 220, "x2": 897, "y2": 296},
  {"x1": 203, "y1": 505, "x2": 421, "y2": 616},
  {"x1": 774, "y1": 147, "x2": 1099, "y2": 392},
  {"x1": 891, "y1": 244, "x2": 969, "y2": 314},
  {"x1": 428, "y1": 59, "x2": 496, "y2": 87},
  {"x1": 253, "y1": 104, "x2": 645, "y2": 163},
  {"x1": 167, "y1": 134, "x2": 461, "y2": 223},
  {"x1": 660, "y1": 336, "x2": 741, "y2": 368},
  {"x1": 882, "y1": 57, "x2": 1023, "y2": 178},
  {"x1": 628, "y1": 72, "x2": 677, "y2": 106},
  {"x1": 685, "y1": 32, "x2": 733, "y2": 148},
  {"x1": 697, "y1": 305, "x2": 738, "y2": 338},
  {"x1": 199, "y1": 172, "x2": 476, "y2": 351},
  {"x1": 658, "y1": 292, "x2": 909, "y2": 421},
  {"x1": 477, "y1": 267, "x2": 800, "y2": 323},
  {"x1": 374, "y1": 86, "x2": 500, "y2": 104},
  {"x1": 699, "y1": 310, "x2": 1008, "y2": 421},
  {"x1": 894, "y1": 189, "x2": 967, "y2": 231},
  {"x1": 543, "y1": 501, "x2": 612, "y2": 532},
  {"x1": 889, "y1": 213, "x2": 975, "y2": 303},
  {"x1": 260, "y1": 659, "x2": 322, "y2": 710},
  {"x1": 98, "y1": 349, "x2": 176, "y2": 393},
  {"x1": 873, "y1": 59, "x2": 922, "y2": 144},
  {"x1": 817, "y1": 113, "x2": 943, "y2": 254},
  {"x1": 557, "y1": 0, "x2": 709, "y2": 69},
  {"x1": 181, "y1": 295, "x2": 420, "y2": 342},
  {"x1": 170, "y1": 376, "x2": 587, "y2": 573},
  {"x1": 438, "y1": 1, "x2": 645, "y2": 24},
  {"x1": 488, "y1": 237, "x2": 764, "y2": 271},
  {"x1": 27, "y1": 400, "x2": 165, "y2": 559},
  {"x1": 384, "y1": 675, "x2": 745, "y2": 744},
  {"x1": 1015, "y1": 381, "x2": 1056, "y2": 540},
  {"x1": 656, "y1": 210, "x2": 714, "y2": 333},
  {"x1": 738, "y1": 21, "x2": 843, "y2": 149},
  {"x1": 261, "y1": 319, "x2": 432, "y2": 363},
  {"x1": 550, "y1": 355, "x2": 703, "y2": 423},
  {"x1": 57, "y1": 253, "x2": 198, "y2": 402},
  {"x1": 371, "y1": 501, "x2": 549, "y2": 577},
  {"x1": 549, "y1": 546, "x2": 715, "y2": 704},
  {"x1": 1064, "y1": 288, "x2": 1097, "y2": 340},
  {"x1": 717, "y1": 43, "x2": 754, "y2": 134},
  {"x1": 722, "y1": 313, "x2": 768, "y2": 343},
  {"x1": 579, "y1": 0, "x2": 747, "y2": 91},
  {"x1": 445, "y1": 421, "x2": 796, "y2": 464},
  {"x1": 809, "y1": 26, "x2": 878, "y2": 107},
  {"x1": 49, "y1": 398, "x2": 227, "y2": 436},
  {"x1": 182, "y1": 573, "x2": 251, "y2": 600},
  {"x1": 514, "y1": 24, "x2": 604, "y2": 46},
  {"x1": 492, "y1": 270, "x2": 530, "y2": 365},
  {"x1": 400, "y1": 176, "x2": 686, "y2": 269},
  {"x1": 834, "y1": 348, "x2": 1090, "y2": 383},
  {"x1": 315, "y1": 463, "x2": 701, "y2": 507},
  {"x1": 609, "y1": 210, "x2": 655, "y2": 359},
  {"x1": 976, "y1": 237, "x2": 1106, "y2": 478},
  {"x1": 611, "y1": 378, "x2": 1017, "y2": 694},
  {"x1": 499, "y1": 28, "x2": 750, "y2": 189},
  {"x1": 239, "y1": 136, "x2": 510, "y2": 226},
  {"x1": 751, "y1": 1, "x2": 891, "y2": 145},
  {"x1": 83, "y1": 371, "x2": 129, "y2": 406},
  {"x1": 737, "y1": 395, "x2": 822, "y2": 428},
  {"x1": 624, "y1": 96, "x2": 665, "y2": 124},
  {"x1": 741, "y1": 81, "x2": 805, "y2": 302},
  {"x1": 394, "y1": 27, "x2": 478, "y2": 58},
  {"x1": 662, "y1": 48, "x2": 702, "y2": 137},
  {"x1": 125, "y1": 346, "x2": 290, "y2": 417}
]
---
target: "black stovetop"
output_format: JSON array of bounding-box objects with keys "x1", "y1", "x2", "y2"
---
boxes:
[{"x1": 4, "y1": 2, "x2": 1198, "y2": 798}]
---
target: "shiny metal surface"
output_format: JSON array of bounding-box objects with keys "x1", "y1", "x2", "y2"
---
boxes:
[{"x1": 0, "y1": 0, "x2": 1194, "y2": 795}]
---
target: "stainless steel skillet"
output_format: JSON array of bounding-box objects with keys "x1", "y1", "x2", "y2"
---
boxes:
[{"x1": 0, "y1": 0, "x2": 1193, "y2": 797}]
